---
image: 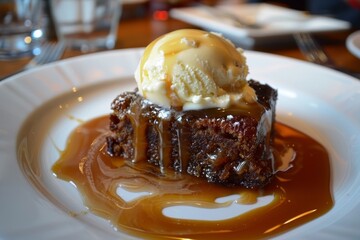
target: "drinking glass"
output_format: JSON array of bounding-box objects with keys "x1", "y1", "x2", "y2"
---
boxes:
[
  {"x1": 50, "y1": 0, "x2": 122, "y2": 53},
  {"x1": 0, "y1": 0, "x2": 46, "y2": 59}
]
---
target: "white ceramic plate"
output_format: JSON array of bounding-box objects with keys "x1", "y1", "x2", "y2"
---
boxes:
[
  {"x1": 346, "y1": 30, "x2": 360, "y2": 59},
  {"x1": 1, "y1": 49, "x2": 360, "y2": 240},
  {"x1": 170, "y1": 3, "x2": 350, "y2": 47}
]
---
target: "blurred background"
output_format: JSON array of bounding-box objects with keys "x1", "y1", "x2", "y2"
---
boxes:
[{"x1": 1, "y1": 0, "x2": 359, "y2": 79}]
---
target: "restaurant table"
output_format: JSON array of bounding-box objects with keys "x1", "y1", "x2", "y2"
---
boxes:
[
  {"x1": 1, "y1": 10, "x2": 360, "y2": 79},
  {"x1": 1, "y1": 5, "x2": 360, "y2": 240},
  {"x1": 114, "y1": 15, "x2": 360, "y2": 74}
]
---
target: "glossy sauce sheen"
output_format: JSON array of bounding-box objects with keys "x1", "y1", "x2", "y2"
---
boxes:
[{"x1": 52, "y1": 116, "x2": 333, "y2": 239}]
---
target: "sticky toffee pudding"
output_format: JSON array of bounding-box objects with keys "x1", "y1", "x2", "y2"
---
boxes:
[
  {"x1": 52, "y1": 29, "x2": 333, "y2": 239},
  {"x1": 106, "y1": 80, "x2": 277, "y2": 189}
]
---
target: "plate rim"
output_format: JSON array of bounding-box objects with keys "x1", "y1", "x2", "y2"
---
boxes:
[
  {"x1": 346, "y1": 30, "x2": 360, "y2": 59},
  {"x1": 1, "y1": 48, "x2": 360, "y2": 239}
]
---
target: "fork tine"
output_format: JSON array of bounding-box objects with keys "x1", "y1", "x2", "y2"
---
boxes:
[
  {"x1": 25, "y1": 41, "x2": 65, "y2": 69},
  {"x1": 293, "y1": 33, "x2": 334, "y2": 66},
  {"x1": 51, "y1": 41, "x2": 65, "y2": 63},
  {"x1": 33, "y1": 42, "x2": 53, "y2": 65},
  {"x1": 0, "y1": 41, "x2": 65, "y2": 80},
  {"x1": 37, "y1": 42, "x2": 65, "y2": 65},
  {"x1": 294, "y1": 33, "x2": 360, "y2": 79}
]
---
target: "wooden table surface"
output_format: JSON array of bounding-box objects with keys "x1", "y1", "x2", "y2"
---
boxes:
[
  {"x1": 1, "y1": 6, "x2": 360, "y2": 79},
  {"x1": 115, "y1": 15, "x2": 360, "y2": 72}
]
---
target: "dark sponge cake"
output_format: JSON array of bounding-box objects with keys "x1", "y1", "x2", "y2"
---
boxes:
[{"x1": 106, "y1": 80, "x2": 277, "y2": 189}]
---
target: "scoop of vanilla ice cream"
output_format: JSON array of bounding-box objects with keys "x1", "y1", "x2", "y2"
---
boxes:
[{"x1": 135, "y1": 29, "x2": 257, "y2": 110}]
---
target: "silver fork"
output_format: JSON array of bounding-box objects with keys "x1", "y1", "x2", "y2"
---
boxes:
[
  {"x1": 293, "y1": 32, "x2": 360, "y2": 79},
  {"x1": 1, "y1": 41, "x2": 65, "y2": 80},
  {"x1": 25, "y1": 41, "x2": 65, "y2": 69}
]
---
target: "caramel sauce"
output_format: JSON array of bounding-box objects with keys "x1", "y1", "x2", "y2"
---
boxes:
[{"x1": 52, "y1": 116, "x2": 333, "y2": 239}]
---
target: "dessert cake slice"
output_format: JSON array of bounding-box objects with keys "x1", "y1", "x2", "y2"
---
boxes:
[{"x1": 106, "y1": 80, "x2": 277, "y2": 189}]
